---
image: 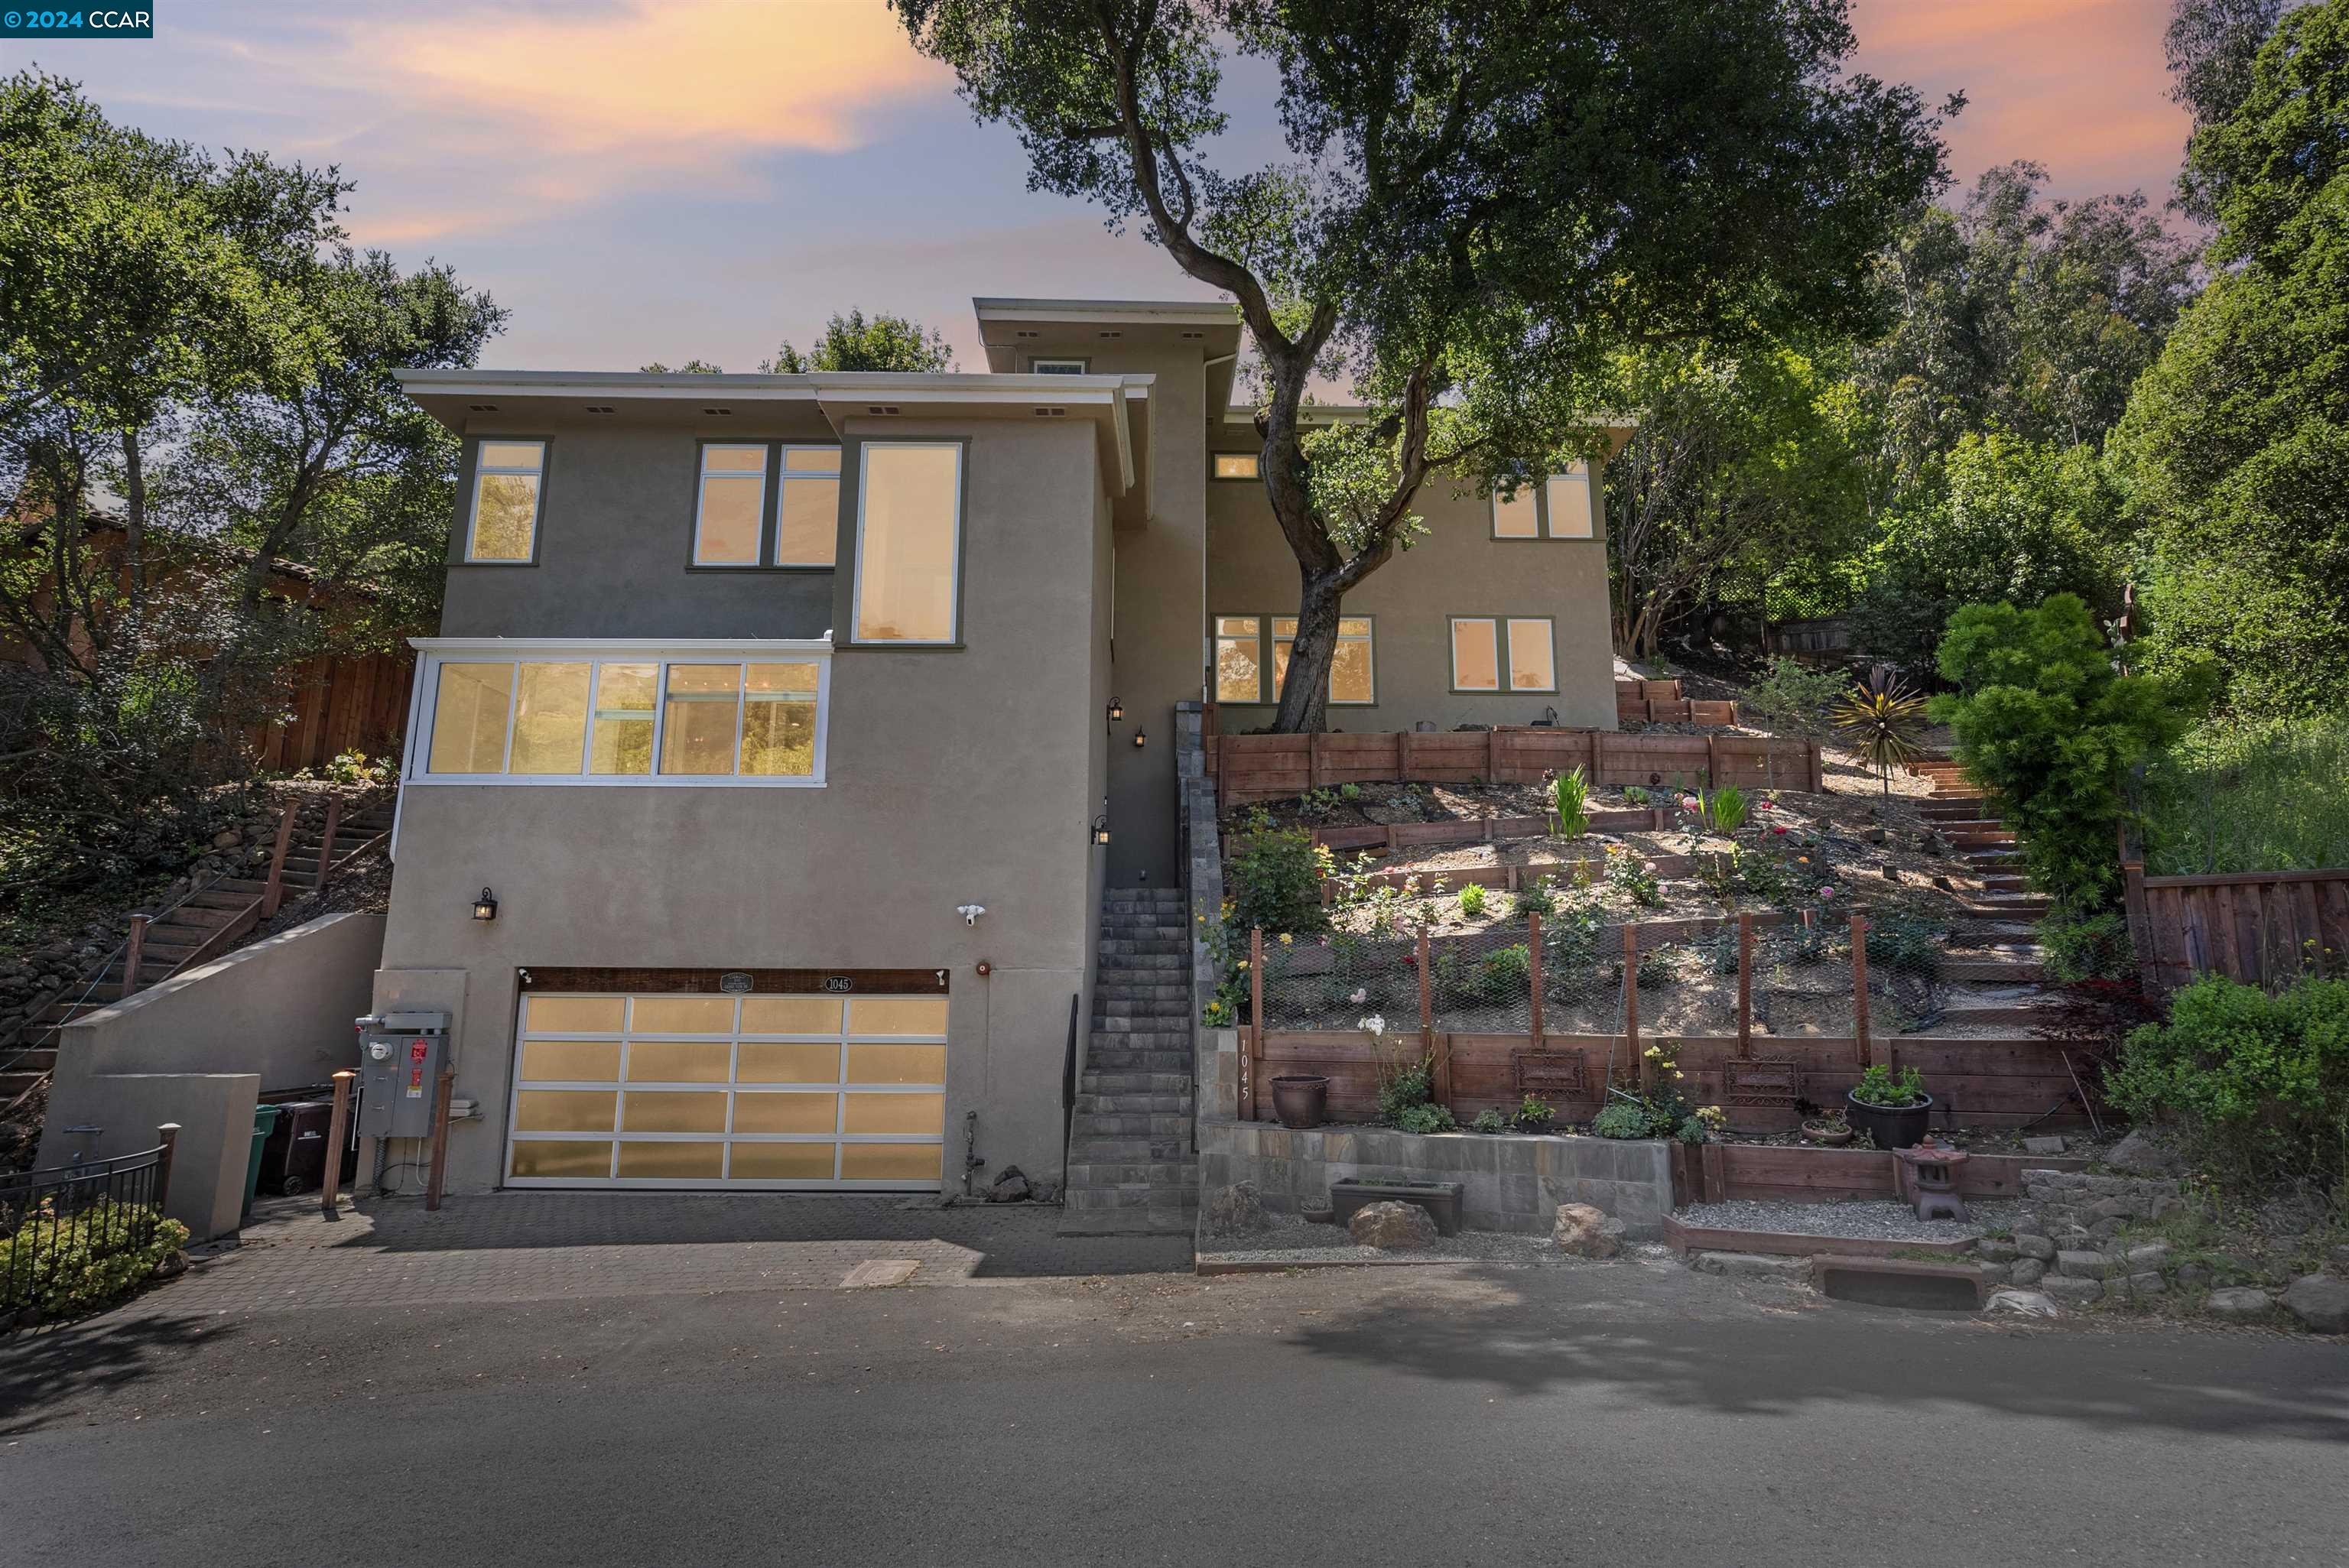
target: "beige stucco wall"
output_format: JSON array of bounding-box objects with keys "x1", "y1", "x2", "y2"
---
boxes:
[
  {"x1": 37, "y1": 911, "x2": 382, "y2": 1237},
  {"x1": 1205, "y1": 445, "x2": 1616, "y2": 732},
  {"x1": 377, "y1": 417, "x2": 1111, "y2": 1194}
]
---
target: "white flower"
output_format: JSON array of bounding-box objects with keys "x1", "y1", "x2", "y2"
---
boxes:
[
  {"x1": 1349, "y1": 988, "x2": 1369, "y2": 1005},
  {"x1": 1358, "y1": 1013, "x2": 1388, "y2": 1039}
]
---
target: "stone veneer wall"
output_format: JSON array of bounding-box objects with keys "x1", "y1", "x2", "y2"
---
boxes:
[
  {"x1": 1977, "y1": 1169, "x2": 2194, "y2": 1307},
  {"x1": 1199, "y1": 1099, "x2": 1675, "y2": 1237}
]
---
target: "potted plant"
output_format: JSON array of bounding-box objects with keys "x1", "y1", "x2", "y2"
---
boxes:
[
  {"x1": 1271, "y1": 1074, "x2": 1328, "y2": 1129},
  {"x1": 1845, "y1": 1063, "x2": 1932, "y2": 1149},
  {"x1": 1800, "y1": 1107, "x2": 1854, "y2": 1147},
  {"x1": 1514, "y1": 1092, "x2": 1556, "y2": 1134}
]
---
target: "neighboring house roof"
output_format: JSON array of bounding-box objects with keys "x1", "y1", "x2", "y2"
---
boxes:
[{"x1": 973, "y1": 297, "x2": 1243, "y2": 422}]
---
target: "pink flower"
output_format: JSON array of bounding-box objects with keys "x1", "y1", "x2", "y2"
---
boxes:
[
  {"x1": 1772, "y1": 824, "x2": 1788, "y2": 836},
  {"x1": 1756, "y1": 798, "x2": 1775, "y2": 811},
  {"x1": 1680, "y1": 796, "x2": 1700, "y2": 811},
  {"x1": 1818, "y1": 885, "x2": 1837, "y2": 899}
]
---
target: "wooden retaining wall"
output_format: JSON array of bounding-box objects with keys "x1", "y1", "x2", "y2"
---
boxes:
[
  {"x1": 2124, "y1": 864, "x2": 2349, "y2": 992},
  {"x1": 1214, "y1": 728, "x2": 1821, "y2": 808},
  {"x1": 1668, "y1": 1144, "x2": 2089, "y2": 1207},
  {"x1": 1244, "y1": 1030, "x2": 2094, "y2": 1131}
]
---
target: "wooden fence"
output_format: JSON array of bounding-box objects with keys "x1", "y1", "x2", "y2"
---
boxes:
[
  {"x1": 1309, "y1": 806, "x2": 1674, "y2": 852},
  {"x1": 243, "y1": 649, "x2": 413, "y2": 772},
  {"x1": 1213, "y1": 727, "x2": 1821, "y2": 807},
  {"x1": 2123, "y1": 863, "x2": 2349, "y2": 992}
]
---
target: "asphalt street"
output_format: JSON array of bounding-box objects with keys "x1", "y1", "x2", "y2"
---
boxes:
[{"x1": 3, "y1": 1250, "x2": 2344, "y2": 1567}]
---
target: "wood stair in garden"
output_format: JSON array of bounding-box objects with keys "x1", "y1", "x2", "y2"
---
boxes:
[
  {"x1": 0, "y1": 794, "x2": 395, "y2": 1105},
  {"x1": 1906, "y1": 759, "x2": 2066, "y2": 1030},
  {"x1": 1060, "y1": 887, "x2": 1198, "y2": 1236}
]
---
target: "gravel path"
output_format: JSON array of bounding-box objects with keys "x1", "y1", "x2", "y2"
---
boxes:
[{"x1": 1677, "y1": 1197, "x2": 2013, "y2": 1244}]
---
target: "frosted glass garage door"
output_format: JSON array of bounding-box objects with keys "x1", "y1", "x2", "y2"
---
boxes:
[{"x1": 504, "y1": 992, "x2": 947, "y2": 1188}]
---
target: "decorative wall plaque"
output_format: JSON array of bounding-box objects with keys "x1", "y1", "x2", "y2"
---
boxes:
[
  {"x1": 1724, "y1": 1056, "x2": 1800, "y2": 1107},
  {"x1": 1514, "y1": 1050, "x2": 1588, "y2": 1100},
  {"x1": 718, "y1": 972, "x2": 752, "y2": 994}
]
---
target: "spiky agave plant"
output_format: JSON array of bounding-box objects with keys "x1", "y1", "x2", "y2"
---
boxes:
[{"x1": 1833, "y1": 675, "x2": 1929, "y2": 797}]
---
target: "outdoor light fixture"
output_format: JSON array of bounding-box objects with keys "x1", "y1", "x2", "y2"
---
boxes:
[
  {"x1": 1107, "y1": 698, "x2": 1125, "y2": 722},
  {"x1": 1132, "y1": 730, "x2": 1147, "y2": 748},
  {"x1": 471, "y1": 887, "x2": 499, "y2": 921},
  {"x1": 1091, "y1": 816, "x2": 1112, "y2": 846}
]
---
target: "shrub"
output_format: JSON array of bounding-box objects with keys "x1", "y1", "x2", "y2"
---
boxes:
[
  {"x1": 1229, "y1": 809, "x2": 1334, "y2": 936},
  {"x1": 1478, "y1": 943, "x2": 1531, "y2": 998},
  {"x1": 1394, "y1": 1102, "x2": 1459, "y2": 1135},
  {"x1": 1605, "y1": 848, "x2": 1662, "y2": 908},
  {"x1": 1548, "y1": 768, "x2": 1590, "y2": 838},
  {"x1": 1376, "y1": 1051, "x2": 1438, "y2": 1125},
  {"x1": 2139, "y1": 714, "x2": 2349, "y2": 875},
  {"x1": 1508, "y1": 875, "x2": 1559, "y2": 917},
  {"x1": 1457, "y1": 881, "x2": 1488, "y2": 917},
  {"x1": 1516, "y1": 1093, "x2": 1555, "y2": 1131},
  {"x1": 1932, "y1": 594, "x2": 2209, "y2": 914},
  {"x1": 1591, "y1": 1101, "x2": 1655, "y2": 1138},
  {"x1": 2106, "y1": 973, "x2": 2349, "y2": 1196},
  {"x1": 2038, "y1": 911, "x2": 2134, "y2": 982},
  {"x1": 1710, "y1": 785, "x2": 1748, "y2": 834},
  {"x1": 0, "y1": 1199, "x2": 187, "y2": 1320},
  {"x1": 1471, "y1": 1108, "x2": 1509, "y2": 1134},
  {"x1": 1852, "y1": 1063, "x2": 1927, "y2": 1108}
]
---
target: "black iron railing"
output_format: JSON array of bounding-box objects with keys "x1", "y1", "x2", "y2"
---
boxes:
[{"x1": 1, "y1": 1135, "x2": 174, "y2": 1316}]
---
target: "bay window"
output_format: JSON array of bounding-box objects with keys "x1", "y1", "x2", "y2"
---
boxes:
[{"x1": 408, "y1": 640, "x2": 830, "y2": 787}]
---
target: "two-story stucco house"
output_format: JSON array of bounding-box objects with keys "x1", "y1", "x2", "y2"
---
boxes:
[{"x1": 375, "y1": 297, "x2": 1624, "y2": 1229}]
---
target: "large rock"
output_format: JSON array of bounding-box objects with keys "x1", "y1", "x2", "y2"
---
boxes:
[
  {"x1": 1350, "y1": 1200, "x2": 1439, "y2": 1251},
  {"x1": 2056, "y1": 1248, "x2": 2113, "y2": 1278},
  {"x1": 2014, "y1": 1232, "x2": 2057, "y2": 1262},
  {"x1": 985, "y1": 1165, "x2": 1032, "y2": 1203},
  {"x1": 2282, "y1": 1274, "x2": 2349, "y2": 1335},
  {"x1": 2104, "y1": 1128, "x2": 2184, "y2": 1176},
  {"x1": 2010, "y1": 1258, "x2": 2048, "y2": 1287},
  {"x1": 2042, "y1": 1274, "x2": 2104, "y2": 1307},
  {"x1": 1203, "y1": 1180, "x2": 1271, "y2": 1236},
  {"x1": 2205, "y1": 1287, "x2": 2273, "y2": 1322},
  {"x1": 1551, "y1": 1203, "x2": 1624, "y2": 1260}
]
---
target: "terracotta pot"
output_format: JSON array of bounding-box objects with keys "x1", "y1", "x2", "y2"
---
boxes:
[
  {"x1": 1271, "y1": 1075, "x2": 1329, "y2": 1130},
  {"x1": 1846, "y1": 1091, "x2": 1933, "y2": 1151},
  {"x1": 1802, "y1": 1119, "x2": 1854, "y2": 1147}
]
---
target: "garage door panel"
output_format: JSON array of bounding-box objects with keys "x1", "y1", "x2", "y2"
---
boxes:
[{"x1": 508, "y1": 990, "x2": 944, "y2": 1190}]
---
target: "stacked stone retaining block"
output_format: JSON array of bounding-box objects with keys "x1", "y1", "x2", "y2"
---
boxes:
[
  {"x1": 1200, "y1": 1118, "x2": 1674, "y2": 1238},
  {"x1": 1977, "y1": 1169, "x2": 2195, "y2": 1307}
]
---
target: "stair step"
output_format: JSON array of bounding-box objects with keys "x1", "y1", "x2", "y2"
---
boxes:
[
  {"x1": 1098, "y1": 954, "x2": 1186, "y2": 972},
  {"x1": 1080, "y1": 1071, "x2": 1194, "y2": 1095},
  {"x1": 1066, "y1": 1157, "x2": 1196, "y2": 1183},
  {"x1": 163, "y1": 904, "x2": 242, "y2": 929},
  {"x1": 1063, "y1": 1185, "x2": 1200, "y2": 1210},
  {"x1": 1084, "y1": 1053, "x2": 1193, "y2": 1074},
  {"x1": 0, "y1": 1072, "x2": 48, "y2": 1099},
  {"x1": 1075, "y1": 1092, "x2": 1194, "y2": 1116},
  {"x1": 215, "y1": 878, "x2": 271, "y2": 894},
  {"x1": 1090, "y1": 1016, "x2": 1192, "y2": 1036},
  {"x1": 1056, "y1": 1207, "x2": 1197, "y2": 1236},
  {"x1": 1068, "y1": 1137, "x2": 1191, "y2": 1162},
  {"x1": 1070, "y1": 1112, "x2": 1192, "y2": 1138},
  {"x1": 1092, "y1": 998, "x2": 1192, "y2": 1019},
  {"x1": 3, "y1": 1047, "x2": 58, "y2": 1070}
]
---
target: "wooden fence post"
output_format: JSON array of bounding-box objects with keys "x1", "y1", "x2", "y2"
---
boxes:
[
  {"x1": 1486, "y1": 728, "x2": 1500, "y2": 781},
  {"x1": 1415, "y1": 928, "x2": 1434, "y2": 1048},
  {"x1": 261, "y1": 801, "x2": 297, "y2": 917},
  {"x1": 321, "y1": 1070, "x2": 354, "y2": 1219},
  {"x1": 1807, "y1": 740, "x2": 1824, "y2": 793},
  {"x1": 1623, "y1": 924, "x2": 1642, "y2": 1090},
  {"x1": 123, "y1": 914, "x2": 147, "y2": 995},
  {"x1": 1706, "y1": 732, "x2": 1720, "y2": 790},
  {"x1": 1736, "y1": 912, "x2": 1754, "y2": 1060},
  {"x1": 1528, "y1": 909, "x2": 1544, "y2": 1040},
  {"x1": 1850, "y1": 914, "x2": 1873, "y2": 1069},
  {"x1": 154, "y1": 1122, "x2": 179, "y2": 1214},
  {"x1": 1248, "y1": 927, "x2": 1265, "y2": 1122},
  {"x1": 315, "y1": 795, "x2": 343, "y2": 889},
  {"x1": 425, "y1": 1064, "x2": 456, "y2": 1212},
  {"x1": 2122, "y1": 859, "x2": 2157, "y2": 994}
]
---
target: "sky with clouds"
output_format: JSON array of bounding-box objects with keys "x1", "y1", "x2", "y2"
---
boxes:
[{"x1": 7, "y1": 0, "x2": 2194, "y2": 372}]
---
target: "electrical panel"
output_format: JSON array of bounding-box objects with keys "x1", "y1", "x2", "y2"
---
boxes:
[{"x1": 355, "y1": 1010, "x2": 451, "y2": 1139}]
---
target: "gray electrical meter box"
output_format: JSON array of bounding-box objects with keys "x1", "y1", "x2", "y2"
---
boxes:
[{"x1": 355, "y1": 1010, "x2": 452, "y2": 1139}]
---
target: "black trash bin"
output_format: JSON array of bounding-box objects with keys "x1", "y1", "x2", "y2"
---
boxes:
[{"x1": 258, "y1": 1099, "x2": 342, "y2": 1196}]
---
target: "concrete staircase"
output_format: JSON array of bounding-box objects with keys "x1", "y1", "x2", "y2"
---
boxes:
[{"x1": 1059, "y1": 887, "x2": 1198, "y2": 1236}]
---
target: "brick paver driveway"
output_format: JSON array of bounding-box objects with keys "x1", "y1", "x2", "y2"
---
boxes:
[{"x1": 135, "y1": 1193, "x2": 1194, "y2": 1316}]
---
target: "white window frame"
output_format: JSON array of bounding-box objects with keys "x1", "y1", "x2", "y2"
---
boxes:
[
  {"x1": 402, "y1": 638, "x2": 833, "y2": 790},
  {"x1": 692, "y1": 443, "x2": 769, "y2": 566},
  {"x1": 774, "y1": 443, "x2": 842, "y2": 567},
  {"x1": 852, "y1": 441, "x2": 965, "y2": 646},
  {"x1": 464, "y1": 439, "x2": 547, "y2": 563}
]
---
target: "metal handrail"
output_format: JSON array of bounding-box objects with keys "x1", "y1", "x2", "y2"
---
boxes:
[{"x1": 1060, "y1": 992, "x2": 1080, "y2": 1187}]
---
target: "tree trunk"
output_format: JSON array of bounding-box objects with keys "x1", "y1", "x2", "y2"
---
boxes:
[
  {"x1": 1271, "y1": 570, "x2": 1346, "y2": 733},
  {"x1": 120, "y1": 427, "x2": 148, "y2": 627}
]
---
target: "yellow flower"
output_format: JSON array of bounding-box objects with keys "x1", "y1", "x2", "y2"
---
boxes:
[{"x1": 1278, "y1": 933, "x2": 1294, "y2": 946}]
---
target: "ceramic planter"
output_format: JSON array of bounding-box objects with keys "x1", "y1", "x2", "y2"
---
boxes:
[
  {"x1": 1271, "y1": 1075, "x2": 1328, "y2": 1130},
  {"x1": 1845, "y1": 1091, "x2": 1932, "y2": 1151}
]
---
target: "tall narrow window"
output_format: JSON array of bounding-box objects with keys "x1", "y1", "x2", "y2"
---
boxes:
[
  {"x1": 1451, "y1": 618, "x2": 1500, "y2": 692},
  {"x1": 1213, "y1": 615, "x2": 1263, "y2": 703},
  {"x1": 694, "y1": 444, "x2": 767, "y2": 565},
  {"x1": 854, "y1": 443, "x2": 963, "y2": 644},
  {"x1": 1490, "y1": 483, "x2": 1539, "y2": 539},
  {"x1": 427, "y1": 662, "x2": 515, "y2": 771},
  {"x1": 590, "y1": 664, "x2": 656, "y2": 775},
  {"x1": 1272, "y1": 618, "x2": 1376, "y2": 705},
  {"x1": 775, "y1": 446, "x2": 840, "y2": 566},
  {"x1": 659, "y1": 664, "x2": 742, "y2": 774},
  {"x1": 509, "y1": 663, "x2": 592, "y2": 774},
  {"x1": 1544, "y1": 466, "x2": 1596, "y2": 538},
  {"x1": 740, "y1": 662, "x2": 820, "y2": 777},
  {"x1": 1506, "y1": 618, "x2": 1557, "y2": 691},
  {"x1": 466, "y1": 441, "x2": 545, "y2": 562}
]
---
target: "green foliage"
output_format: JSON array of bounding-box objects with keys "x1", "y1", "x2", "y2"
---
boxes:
[
  {"x1": 2038, "y1": 911, "x2": 2136, "y2": 982},
  {"x1": 2107, "y1": 972, "x2": 2349, "y2": 1194},
  {"x1": 765, "y1": 308, "x2": 955, "y2": 374},
  {"x1": 1852, "y1": 1063, "x2": 1928, "y2": 1109},
  {"x1": 1507, "y1": 875, "x2": 1559, "y2": 918},
  {"x1": 895, "y1": 0, "x2": 1949, "y2": 729},
  {"x1": 1741, "y1": 657, "x2": 1851, "y2": 745},
  {"x1": 1709, "y1": 786, "x2": 1749, "y2": 834},
  {"x1": 2139, "y1": 714, "x2": 2349, "y2": 874},
  {"x1": 1605, "y1": 849, "x2": 1664, "y2": 908},
  {"x1": 1456, "y1": 881, "x2": 1487, "y2": 918},
  {"x1": 1478, "y1": 943, "x2": 1531, "y2": 999},
  {"x1": 1833, "y1": 672, "x2": 1931, "y2": 790},
  {"x1": 1591, "y1": 1102, "x2": 1657, "y2": 1139},
  {"x1": 1548, "y1": 768, "x2": 1590, "y2": 839},
  {"x1": 1376, "y1": 1051, "x2": 1437, "y2": 1125},
  {"x1": 1394, "y1": 1102, "x2": 1460, "y2": 1136},
  {"x1": 1229, "y1": 810, "x2": 1334, "y2": 936},
  {"x1": 1470, "y1": 1108, "x2": 1509, "y2": 1134},
  {"x1": 1623, "y1": 786, "x2": 1652, "y2": 807},
  {"x1": 1932, "y1": 595, "x2": 2208, "y2": 914},
  {"x1": 0, "y1": 1199, "x2": 187, "y2": 1319},
  {"x1": 2113, "y1": 1, "x2": 2349, "y2": 720},
  {"x1": 1636, "y1": 946, "x2": 1678, "y2": 989},
  {"x1": 1865, "y1": 903, "x2": 1951, "y2": 976},
  {"x1": 1516, "y1": 1094, "x2": 1556, "y2": 1131}
]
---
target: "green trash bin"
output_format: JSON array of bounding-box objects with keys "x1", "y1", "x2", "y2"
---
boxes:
[{"x1": 242, "y1": 1103, "x2": 284, "y2": 1221}]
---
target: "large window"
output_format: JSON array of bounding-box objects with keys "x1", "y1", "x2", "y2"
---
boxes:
[
  {"x1": 466, "y1": 440, "x2": 546, "y2": 563},
  {"x1": 1490, "y1": 483, "x2": 1540, "y2": 539},
  {"x1": 1274, "y1": 616, "x2": 1375, "y2": 705},
  {"x1": 692, "y1": 443, "x2": 840, "y2": 567},
  {"x1": 1450, "y1": 617, "x2": 1556, "y2": 693},
  {"x1": 408, "y1": 641, "x2": 830, "y2": 787},
  {"x1": 1490, "y1": 463, "x2": 1601, "y2": 541},
  {"x1": 853, "y1": 443, "x2": 963, "y2": 644}
]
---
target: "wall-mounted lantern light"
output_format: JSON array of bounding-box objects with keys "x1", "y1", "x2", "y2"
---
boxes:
[
  {"x1": 1107, "y1": 698, "x2": 1125, "y2": 722},
  {"x1": 472, "y1": 887, "x2": 499, "y2": 922},
  {"x1": 1132, "y1": 730, "x2": 1147, "y2": 748},
  {"x1": 1090, "y1": 816, "x2": 1112, "y2": 846}
]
